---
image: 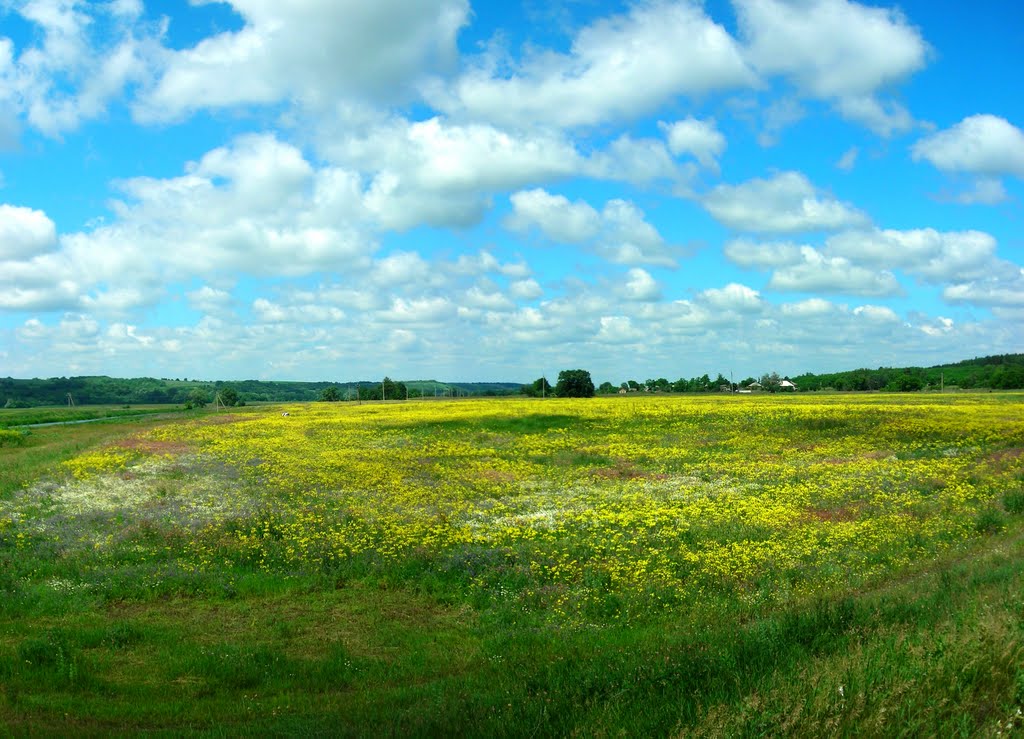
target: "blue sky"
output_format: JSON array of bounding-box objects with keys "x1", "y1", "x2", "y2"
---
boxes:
[{"x1": 1, "y1": 0, "x2": 1022, "y2": 384}]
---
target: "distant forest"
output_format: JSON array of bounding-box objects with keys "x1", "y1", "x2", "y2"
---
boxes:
[
  {"x1": 0, "y1": 376, "x2": 522, "y2": 408},
  {"x1": 602, "y1": 354, "x2": 1024, "y2": 394},
  {"x1": 790, "y1": 354, "x2": 1024, "y2": 392},
  {"x1": 2, "y1": 354, "x2": 1022, "y2": 407}
]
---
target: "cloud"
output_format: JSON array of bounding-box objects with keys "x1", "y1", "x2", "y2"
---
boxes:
[
  {"x1": 328, "y1": 116, "x2": 584, "y2": 230},
  {"x1": 767, "y1": 246, "x2": 901, "y2": 296},
  {"x1": 911, "y1": 114, "x2": 1024, "y2": 177},
  {"x1": 595, "y1": 315, "x2": 645, "y2": 345},
  {"x1": 836, "y1": 147, "x2": 858, "y2": 172},
  {"x1": 0, "y1": 133, "x2": 377, "y2": 313},
  {"x1": 735, "y1": 0, "x2": 927, "y2": 135},
  {"x1": 509, "y1": 279, "x2": 543, "y2": 301},
  {"x1": 0, "y1": 204, "x2": 58, "y2": 259},
  {"x1": 586, "y1": 134, "x2": 692, "y2": 186},
  {"x1": 596, "y1": 199, "x2": 679, "y2": 268},
  {"x1": 699, "y1": 282, "x2": 763, "y2": 312},
  {"x1": 703, "y1": 171, "x2": 869, "y2": 233},
  {"x1": 620, "y1": 268, "x2": 662, "y2": 302},
  {"x1": 825, "y1": 227, "x2": 998, "y2": 283},
  {"x1": 0, "y1": 1, "x2": 161, "y2": 136},
  {"x1": 506, "y1": 189, "x2": 600, "y2": 243},
  {"x1": 507, "y1": 189, "x2": 678, "y2": 267},
  {"x1": 832, "y1": 96, "x2": 914, "y2": 138},
  {"x1": 451, "y1": 250, "x2": 531, "y2": 279},
  {"x1": 659, "y1": 117, "x2": 726, "y2": 171},
  {"x1": 373, "y1": 251, "x2": 432, "y2": 287},
  {"x1": 463, "y1": 284, "x2": 515, "y2": 312},
  {"x1": 853, "y1": 304, "x2": 900, "y2": 323},
  {"x1": 780, "y1": 298, "x2": 836, "y2": 317},
  {"x1": 187, "y1": 286, "x2": 233, "y2": 314},
  {"x1": 380, "y1": 296, "x2": 456, "y2": 324},
  {"x1": 724, "y1": 238, "x2": 804, "y2": 268},
  {"x1": 0, "y1": 277, "x2": 83, "y2": 311},
  {"x1": 948, "y1": 178, "x2": 1009, "y2": 206},
  {"x1": 943, "y1": 270, "x2": 1024, "y2": 309},
  {"x1": 429, "y1": 0, "x2": 753, "y2": 128},
  {"x1": 252, "y1": 298, "x2": 345, "y2": 324},
  {"x1": 756, "y1": 96, "x2": 806, "y2": 146},
  {"x1": 136, "y1": 0, "x2": 469, "y2": 121},
  {"x1": 80, "y1": 286, "x2": 160, "y2": 317}
]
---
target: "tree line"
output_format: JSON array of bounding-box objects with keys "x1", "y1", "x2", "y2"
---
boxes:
[
  {"x1": 595, "y1": 355, "x2": 1024, "y2": 395},
  {"x1": 3, "y1": 355, "x2": 1021, "y2": 408}
]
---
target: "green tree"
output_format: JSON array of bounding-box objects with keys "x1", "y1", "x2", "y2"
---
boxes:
[
  {"x1": 218, "y1": 386, "x2": 240, "y2": 406},
  {"x1": 760, "y1": 372, "x2": 782, "y2": 393},
  {"x1": 320, "y1": 386, "x2": 341, "y2": 402},
  {"x1": 186, "y1": 389, "x2": 210, "y2": 409},
  {"x1": 522, "y1": 377, "x2": 552, "y2": 397},
  {"x1": 597, "y1": 381, "x2": 617, "y2": 394},
  {"x1": 555, "y1": 369, "x2": 595, "y2": 398}
]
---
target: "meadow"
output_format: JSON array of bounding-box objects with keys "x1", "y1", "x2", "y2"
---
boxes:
[{"x1": 1, "y1": 393, "x2": 1023, "y2": 735}]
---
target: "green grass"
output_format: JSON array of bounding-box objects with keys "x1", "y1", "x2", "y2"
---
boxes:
[
  {"x1": 0, "y1": 404, "x2": 181, "y2": 429},
  {"x1": 1, "y1": 399, "x2": 1023, "y2": 734},
  {"x1": 1, "y1": 527, "x2": 1021, "y2": 735}
]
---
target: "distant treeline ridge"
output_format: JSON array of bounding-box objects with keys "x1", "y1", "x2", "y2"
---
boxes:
[
  {"x1": 2, "y1": 354, "x2": 1022, "y2": 407},
  {"x1": 1, "y1": 377, "x2": 522, "y2": 408}
]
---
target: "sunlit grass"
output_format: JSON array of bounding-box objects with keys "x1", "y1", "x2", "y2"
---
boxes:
[{"x1": 1, "y1": 393, "x2": 1022, "y2": 733}]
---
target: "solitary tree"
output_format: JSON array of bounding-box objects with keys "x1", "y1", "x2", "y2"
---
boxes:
[
  {"x1": 186, "y1": 389, "x2": 210, "y2": 409},
  {"x1": 219, "y1": 386, "x2": 240, "y2": 406},
  {"x1": 555, "y1": 369, "x2": 595, "y2": 398},
  {"x1": 320, "y1": 386, "x2": 341, "y2": 402}
]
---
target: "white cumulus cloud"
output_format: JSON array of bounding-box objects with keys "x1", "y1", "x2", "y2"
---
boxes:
[
  {"x1": 825, "y1": 228, "x2": 998, "y2": 283},
  {"x1": 136, "y1": 0, "x2": 469, "y2": 121},
  {"x1": 912, "y1": 114, "x2": 1024, "y2": 177},
  {"x1": 0, "y1": 204, "x2": 57, "y2": 259},
  {"x1": 429, "y1": 0, "x2": 753, "y2": 128},
  {"x1": 659, "y1": 117, "x2": 726, "y2": 171},
  {"x1": 768, "y1": 247, "x2": 901, "y2": 296},
  {"x1": 621, "y1": 268, "x2": 662, "y2": 302},
  {"x1": 735, "y1": 0, "x2": 928, "y2": 135},
  {"x1": 704, "y1": 171, "x2": 869, "y2": 233},
  {"x1": 507, "y1": 189, "x2": 678, "y2": 267}
]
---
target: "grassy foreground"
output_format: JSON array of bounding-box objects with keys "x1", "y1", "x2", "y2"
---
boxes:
[{"x1": 1, "y1": 394, "x2": 1023, "y2": 735}]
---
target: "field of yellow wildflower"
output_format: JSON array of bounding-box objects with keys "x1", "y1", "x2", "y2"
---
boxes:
[
  {"x1": 149, "y1": 394, "x2": 1023, "y2": 615},
  {"x1": 2, "y1": 393, "x2": 1023, "y2": 734}
]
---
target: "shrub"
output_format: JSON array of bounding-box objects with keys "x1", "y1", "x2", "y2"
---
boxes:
[
  {"x1": 0, "y1": 429, "x2": 27, "y2": 447},
  {"x1": 975, "y1": 507, "x2": 1007, "y2": 534},
  {"x1": 1003, "y1": 489, "x2": 1024, "y2": 515}
]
